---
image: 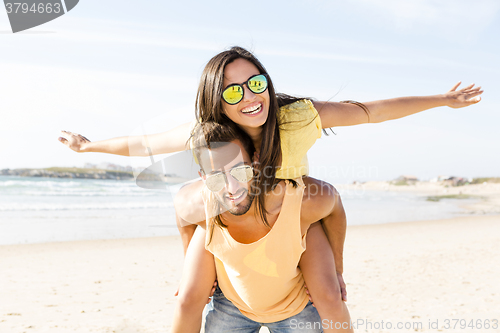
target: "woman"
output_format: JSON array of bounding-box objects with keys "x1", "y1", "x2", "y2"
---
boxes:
[{"x1": 59, "y1": 47, "x2": 482, "y2": 332}]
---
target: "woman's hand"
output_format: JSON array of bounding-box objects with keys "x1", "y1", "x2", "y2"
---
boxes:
[
  {"x1": 445, "y1": 82, "x2": 483, "y2": 108},
  {"x1": 58, "y1": 130, "x2": 90, "y2": 153}
]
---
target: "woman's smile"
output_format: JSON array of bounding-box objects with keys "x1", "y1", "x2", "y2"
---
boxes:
[{"x1": 240, "y1": 102, "x2": 263, "y2": 115}]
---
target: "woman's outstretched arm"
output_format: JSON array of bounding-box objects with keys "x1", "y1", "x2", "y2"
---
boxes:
[
  {"x1": 315, "y1": 82, "x2": 483, "y2": 127},
  {"x1": 58, "y1": 121, "x2": 193, "y2": 156}
]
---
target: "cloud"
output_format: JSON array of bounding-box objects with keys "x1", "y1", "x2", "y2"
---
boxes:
[
  {"x1": 23, "y1": 16, "x2": 233, "y2": 52},
  {"x1": 356, "y1": 0, "x2": 500, "y2": 40},
  {"x1": 0, "y1": 62, "x2": 198, "y2": 140}
]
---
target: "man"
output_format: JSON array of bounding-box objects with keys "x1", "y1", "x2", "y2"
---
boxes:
[{"x1": 171, "y1": 122, "x2": 353, "y2": 333}]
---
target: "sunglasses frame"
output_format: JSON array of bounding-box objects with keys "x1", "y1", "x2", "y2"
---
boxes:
[
  {"x1": 222, "y1": 74, "x2": 269, "y2": 105},
  {"x1": 201, "y1": 165, "x2": 254, "y2": 192}
]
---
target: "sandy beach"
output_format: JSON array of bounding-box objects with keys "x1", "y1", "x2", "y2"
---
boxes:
[{"x1": 1, "y1": 212, "x2": 498, "y2": 333}]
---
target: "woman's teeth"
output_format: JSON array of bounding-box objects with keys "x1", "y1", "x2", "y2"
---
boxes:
[{"x1": 241, "y1": 104, "x2": 262, "y2": 115}]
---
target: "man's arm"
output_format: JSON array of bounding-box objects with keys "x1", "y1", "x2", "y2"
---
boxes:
[
  {"x1": 301, "y1": 177, "x2": 345, "y2": 272},
  {"x1": 171, "y1": 227, "x2": 216, "y2": 333},
  {"x1": 176, "y1": 216, "x2": 198, "y2": 256},
  {"x1": 174, "y1": 180, "x2": 207, "y2": 255},
  {"x1": 319, "y1": 188, "x2": 346, "y2": 275},
  {"x1": 319, "y1": 188, "x2": 348, "y2": 302},
  {"x1": 301, "y1": 177, "x2": 347, "y2": 300}
]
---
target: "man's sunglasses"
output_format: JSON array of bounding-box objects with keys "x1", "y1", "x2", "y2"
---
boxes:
[
  {"x1": 203, "y1": 165, "x2": 254, "y2": 192},
  {"x1": 222, "y1": 74, "x2": 268, "y2": 105}
]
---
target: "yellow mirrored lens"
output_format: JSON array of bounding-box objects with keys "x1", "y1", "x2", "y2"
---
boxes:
[
  {"x1": 222, "y1": 85, "x2": 243, "y2": 104},
  {"x1": 248, "y1": 75, "x2": 267, "y2": 94}
]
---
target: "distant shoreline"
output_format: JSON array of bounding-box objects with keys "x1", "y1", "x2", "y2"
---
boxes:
[
  {"x1": 337, "y1": 179, "x2": 500, "y2": 216},
  {"x1": 0, "y1": 167, "x2": 134, "y2": 180},
  {"x1": 0, "y1": 167, "x2": 190, "y2": 183},
  {"x1": 3, "y1": 168, "x2": 500, "y2": 184}
]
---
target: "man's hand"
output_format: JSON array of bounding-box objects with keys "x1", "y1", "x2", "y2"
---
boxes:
[
  {"x1": 337, "y1": 272, "x2": 347, "y2": 302},
  {"x1": 305, "y1": 272, "x2": 348, "y2": 306}
]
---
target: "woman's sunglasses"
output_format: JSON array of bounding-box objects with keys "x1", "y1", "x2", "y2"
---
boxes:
[
  {"x1": 203, "y1": 165, "x2": 254, "y2": 192},
  {"x1": 222, "y1": 74, "x2": 268, "y2": 105}
]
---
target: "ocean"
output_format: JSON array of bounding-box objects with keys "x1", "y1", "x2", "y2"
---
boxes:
[{"x1": 0, "y1": 176, "x2": 476, "y2": 245}]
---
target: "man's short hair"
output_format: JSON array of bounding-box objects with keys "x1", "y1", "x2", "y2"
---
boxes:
[{"x1": 191, "y1": 121, "x2": 256, "y2": 171}]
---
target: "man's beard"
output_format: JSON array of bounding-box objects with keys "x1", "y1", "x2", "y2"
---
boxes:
[{"x1": 220, "y1": 188, "x2": 255, "y2": 216}]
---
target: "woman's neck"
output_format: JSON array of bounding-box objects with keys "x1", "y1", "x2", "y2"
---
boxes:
[{"x1": 243, "y1": 126, "x2": 263, "y2": 154}]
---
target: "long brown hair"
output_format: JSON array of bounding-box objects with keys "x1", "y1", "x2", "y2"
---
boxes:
[{"x1": 195, "y1": 46, "x2": 304, "y2": 227}]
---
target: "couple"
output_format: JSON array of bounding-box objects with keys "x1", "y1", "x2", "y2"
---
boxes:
[
  {"x1": 172, "y1": 121, "x2": 352, "y2": 332},
  {"x1": 58, "y1": 46, "x2": 482, "y2": 332}
]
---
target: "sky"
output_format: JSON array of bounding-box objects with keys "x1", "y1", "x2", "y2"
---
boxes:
[{"x1": 1, "y1": 0, "x2": 499, "y2": 184}]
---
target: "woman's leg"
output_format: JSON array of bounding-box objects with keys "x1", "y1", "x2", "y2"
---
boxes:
[
  {"x1": 171, "y1": 226, "x2": 216, "y2": 333},
  {"x1": 299, "y1": 222, "x2": 353, "y2": 333}
]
